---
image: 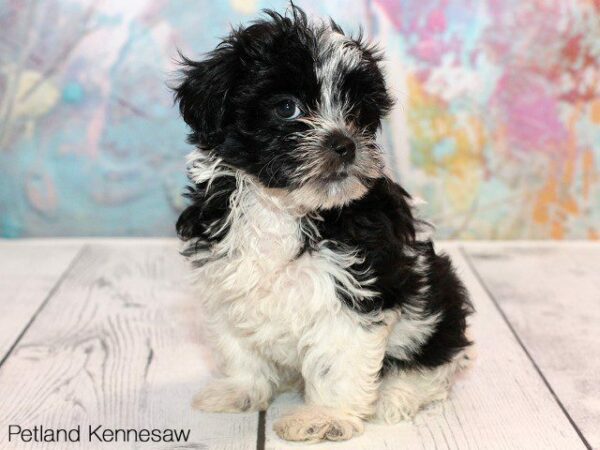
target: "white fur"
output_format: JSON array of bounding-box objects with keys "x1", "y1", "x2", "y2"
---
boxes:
[
  {"x1": 280, "y1": 30, "x2": 384, "y2": 212},
  {"x1": 316, "y1": 31, "x2": 362, "y2": 123},
  {"x1": 186, "y1": 152, "x2": 388, "y2": 434},
  {"x1": 274, "y1": 405, "x2": 364, "y2": 442},
  {"x1": 184, "y1": 151, "x2": 471, "y2": 442},
  {"x1": 375, "y1": 347, "x2": 475, "y2": 423},
  {"x1": 386, "y1": 251, "x2": 442, "y2": 360}
]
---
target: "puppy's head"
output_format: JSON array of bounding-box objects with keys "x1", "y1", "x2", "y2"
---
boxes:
[{"x1": 175, "y1": 5, "x2": 393, "y2": 210}]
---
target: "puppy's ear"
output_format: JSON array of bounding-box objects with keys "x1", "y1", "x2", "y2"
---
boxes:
[{"x1": 174, "y1": 46, "x2": 239, "y2": 147}]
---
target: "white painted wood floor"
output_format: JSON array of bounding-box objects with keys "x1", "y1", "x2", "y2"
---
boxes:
[{"x1": 0, "y1": 239, "x2": 597, "y2": 450}]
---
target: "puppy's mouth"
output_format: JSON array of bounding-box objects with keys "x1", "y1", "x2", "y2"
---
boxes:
[
  {"x1": 319, "y1": 169, "x2": 350, "y2": 183},
  {"x1": 308, "y1": 157, "x2": 379, "y2": 195},
  {"x1": 285, "y1": 133, "x2": 383, "y2": 209}
]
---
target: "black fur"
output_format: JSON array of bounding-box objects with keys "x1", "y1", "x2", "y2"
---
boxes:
[
  {"x1": 177, "y1": 175, "x2": 236, "y2": 261},
  {"x1": 174, "y1": 6, "x2": 392, "y2": 189},
  {"x1": 308, "y1": 177, "x2": 473, "y2": 369},
  {"x1": 174, "y1": 5, "x2": 472, "y2": 374}
]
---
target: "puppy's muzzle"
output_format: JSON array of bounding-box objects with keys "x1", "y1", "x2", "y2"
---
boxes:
[{"x1": 325, "y1": 132, "x2": 356, "y2": 164}]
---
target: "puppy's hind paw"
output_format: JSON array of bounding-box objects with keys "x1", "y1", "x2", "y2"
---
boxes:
[
  {"x1": 374, "y1": 393, "x2": 422, "y2": 424},
  {"x1": 273, "y1": 405, "x2": 363, "y2": 442},
  {"x1": 192, "y1": 378, "x2": 270, "y2": 413}
]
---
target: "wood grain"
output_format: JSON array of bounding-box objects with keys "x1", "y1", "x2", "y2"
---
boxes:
[
  {"x1": 264, "y1": 244, "x2": 587, "y2": 450},
  {"x1": 0, "y1": 242, "x2": 258, "y2": 450},
  {"x1": 0, "y1": 241, "x2": 82, "y2": 364},
  {"x1": 465, "y1": 243, "x2": 599, "y2": 449}
]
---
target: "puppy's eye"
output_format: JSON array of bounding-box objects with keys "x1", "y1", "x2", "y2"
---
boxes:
[{"x1": 274, "y1": 99, "x2": 303, "y2": 120}]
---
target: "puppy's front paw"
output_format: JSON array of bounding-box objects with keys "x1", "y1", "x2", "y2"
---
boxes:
[
  {"x1": 273, "y1": 405, "x2": 363, "y2": 442},
  {"x1": 192, "y1": 378, "x2": 270, "y2": 413}
]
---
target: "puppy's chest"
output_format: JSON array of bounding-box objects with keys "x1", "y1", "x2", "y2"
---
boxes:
[
  {"x1": 227, "y1": 194, "x2": 303, "y2": 267},
  {"x1": 203, "y1": 194, "x2": 347, "y2": 362}
]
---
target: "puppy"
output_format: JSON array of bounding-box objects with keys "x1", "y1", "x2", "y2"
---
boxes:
[{"x1": 174, "y1": 5, "x2": 473, "y2": 443}]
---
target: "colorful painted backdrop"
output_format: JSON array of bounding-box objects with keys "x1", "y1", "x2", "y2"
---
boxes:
[{"x1": 1, "y1": 0, "x2": 599, "y2": 238}]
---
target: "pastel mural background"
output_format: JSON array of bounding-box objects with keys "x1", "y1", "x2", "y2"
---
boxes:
[{"x1": 1, "y1": 0, "x2": 599, "y2": 238}]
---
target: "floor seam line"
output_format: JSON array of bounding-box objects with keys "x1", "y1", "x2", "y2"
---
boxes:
[
  {"x1": 256, "y1": 410, "x2": 266, "y2": 450},
  {"x1": 0, "y1": 244, "x2": 87, "y2": 370},
  {"x1": 459, "y1": 245, "x2": 592, "y2": 450}
]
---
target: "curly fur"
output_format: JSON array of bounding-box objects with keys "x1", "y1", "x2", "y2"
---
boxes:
[{"x1": 173, "y1": 4, "x2": 473, "y2": 443}]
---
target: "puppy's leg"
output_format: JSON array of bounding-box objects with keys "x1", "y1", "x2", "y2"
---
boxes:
[
  {"x1": 274, "y1": 318, "x2": 387, "y2": 442},
  {"x1": 374, "y1": 347, "x2": 474, "y2": 423},
  {"x1": 193, "y1": 330, "x2": 277, "y2": 413}
]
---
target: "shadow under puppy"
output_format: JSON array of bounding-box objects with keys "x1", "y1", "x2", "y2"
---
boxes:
[{"x1": 174, "y1": 5, "x2": 473, "y2": 443}]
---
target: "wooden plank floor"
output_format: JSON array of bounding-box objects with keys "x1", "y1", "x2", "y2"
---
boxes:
[
  {"x1": 464, "y1": 243, "x2": 600, "y2": 450},
  {"x1": 0, "y1": 239, "x2": 596, "y2": 450}
]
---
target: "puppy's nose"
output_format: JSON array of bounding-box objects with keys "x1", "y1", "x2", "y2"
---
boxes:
[{"x1": 326, "y1": 134, "x2": 356, "y2": 163}]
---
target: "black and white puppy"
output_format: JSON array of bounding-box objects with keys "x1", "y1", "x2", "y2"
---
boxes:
[{"x1": 174, "y1": 5, "x2": 473, "y2": 443}]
